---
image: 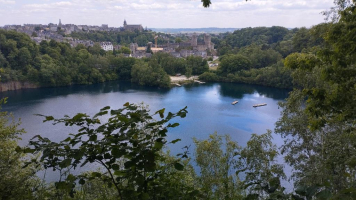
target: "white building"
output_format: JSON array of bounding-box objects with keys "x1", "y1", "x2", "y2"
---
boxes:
[{"x1": 100, "y1": 42, "x2": 113, "y2": 51}]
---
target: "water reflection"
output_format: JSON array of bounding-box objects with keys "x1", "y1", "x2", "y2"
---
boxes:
[
  {"x1": 218, "y1": 82, "x2": 290, "y2": 100},
  {"x1": 0, "y1": 81, "x2": 171, "y2": 108},
  {"x1": 0, "y1": 81, "x2": 290, "y2": 183}
]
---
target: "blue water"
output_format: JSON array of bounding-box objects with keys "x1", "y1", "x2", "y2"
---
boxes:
[{"x1": 0, "y1": 81, "x2": 291, "y2": 185}]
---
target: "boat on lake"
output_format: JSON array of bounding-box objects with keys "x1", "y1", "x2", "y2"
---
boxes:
[
  {"x1": 232, "y1": 100, "x2": 238, "y2": 105},
  {"x1": 253, "y1": 103, "x2": 267, "y2": 107}
]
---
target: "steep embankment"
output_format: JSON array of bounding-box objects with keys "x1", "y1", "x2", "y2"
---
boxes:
[{"x1": 0, "y1": 81, "x2": 38, "y2": 92}]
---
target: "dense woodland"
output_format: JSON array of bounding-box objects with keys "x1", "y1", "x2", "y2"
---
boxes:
[
  {"x1": 0, "y1": 30, "x2": 210, "y2": 88},
  {"x1": 199, "y1": 24, "x2": 330, "y2": 88},
  {"x1": 1, "y1": 0, "x2": 356, "y2": 199},
  {"x1": 0, "y1": 23, "x2": 328, "y2": 90}
]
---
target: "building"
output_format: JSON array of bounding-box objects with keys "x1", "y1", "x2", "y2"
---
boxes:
[
  {"x1": 190, "y1": 33, "x2": 214, "y2": 51},
  {"x1": 123, "y1": 20, "x2": 143, "y2": 32},
  {"x1": 127, "y1": 33, "x2": 216, "y2": 59},
  {"x1": 49, "y1": 23, "x2": 58, "y2": 32},
  {"x1": 102, "y1": 24, "x2": 108, "y2": 29},
  {"x1": 100, "y1": 42, "x2": 113, "y2": 51}
]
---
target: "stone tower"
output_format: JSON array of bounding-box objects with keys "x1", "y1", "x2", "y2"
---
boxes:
[
  {"x1": 191, "y1": 33, "x2": 197, "y2": 47},
  {"x1": 59, "y1": 19, "x2": 62, "y2": 28},
  {"x1": 124, "y1": 19, "x2": 127, "y2": 27},
  {"x1": 129, "y1": 43, "x2": 138, "y2": 54},
  {"x1": 204, "y1": 34, "x2": 211, "y2": 50}
]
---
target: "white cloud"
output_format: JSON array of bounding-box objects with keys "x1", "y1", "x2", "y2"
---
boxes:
[
  {"x1": 0, "y1": 0, "x2": 15, "y2": 4},
  {"x1": 0, "y1": 0, "x2": 336, "y2": 28}
]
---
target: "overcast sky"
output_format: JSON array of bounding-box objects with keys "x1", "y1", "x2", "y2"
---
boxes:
[{"x1": 0, "y1": 0, "x2": 335, "y2": 28}]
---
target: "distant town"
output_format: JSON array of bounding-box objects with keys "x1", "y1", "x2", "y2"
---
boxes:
[{"x1": 0, "y1": 19, "x2": 218, "y2": 59}]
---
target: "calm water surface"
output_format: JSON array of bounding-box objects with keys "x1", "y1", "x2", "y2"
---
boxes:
[{"x1": 0, "y1": 81, "x2": 291, "y2": 183}]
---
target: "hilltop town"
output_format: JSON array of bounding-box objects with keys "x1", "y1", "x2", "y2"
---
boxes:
[{"x1": 0, "y1": 19, "x2": 217, "y2": 59}]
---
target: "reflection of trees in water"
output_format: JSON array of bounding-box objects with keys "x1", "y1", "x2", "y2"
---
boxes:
[
  {"x1": 218, "y1": 82, "x2": 289, "y2": 100},
  {"x1": 218, "y1": 83, "x2": 255, "y2": 99},
  {"x1": 254, "y1": 85, "x2": 290, "y2": 100},
  {"x1": 1, "y1": 81, "x2": 171, "y2": 107},
  {"x1": 182, "y1": 82, "x2": 215, "y2": 91},
  {"x1": 1, "y1": 81, "x2": 288, "y2": 110}
]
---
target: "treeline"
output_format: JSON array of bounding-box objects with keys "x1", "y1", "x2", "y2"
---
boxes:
[
  {"x1": 0, "y1": 30, "x2": 208, "y2": 88},
  {"x1": 0, "y1": 29, "x2": 124, "y2": 86},
  {"x1": 200, "y1": 24, "x2": 328, "y2": 89}
]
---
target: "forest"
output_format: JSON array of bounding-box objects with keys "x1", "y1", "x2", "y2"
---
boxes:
[
  {"x1": 199, "y1": 24, "x2": 329, "y2": 88},
  {"x1": 0, "y1": 22, "x2": 329, "y2": 90},
  {"x1": 0, "y1": 30, "x2": 209, "y2": 88},
  {"x1": 1, "y1": 0, "x2": 356, "y2": 199}
]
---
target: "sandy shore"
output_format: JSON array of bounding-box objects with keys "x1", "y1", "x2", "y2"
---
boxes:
[{"x1": 170, "y1": 75, "x2": 198, "y2": 83}]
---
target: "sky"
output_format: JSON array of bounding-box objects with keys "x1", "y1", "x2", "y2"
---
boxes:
[{"x1": 0, "y1": 0, "x2": 335, "y2": 28}]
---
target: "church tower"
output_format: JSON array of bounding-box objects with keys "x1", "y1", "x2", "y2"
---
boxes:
[
  {"x1": 124, "y1": 19, "x2": 127, "y2": 27},
  {"x1": 191, "y1": 33, "x2": 198, "y2": 47}
]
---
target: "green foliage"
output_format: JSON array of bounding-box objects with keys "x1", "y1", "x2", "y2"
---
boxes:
[
  {"x1": 194, "y1": 131, "x2": 287, "y2": 199},
  {"x1": 22, "y1": 103, "x2": 189, "y2": 199},
  {"x1": 150, "y1": 52, "x2": 186, "y2": 75},
  {"x1": 131, "y1": 60, "x2": 171, "y2": 88},
  {"x1": 175, "y1": 37, "x2": 182, "y2": 43},
  {"x1": 239, "y1": 44, "x2": 282, "y2": 69},
  {"x1": 222, "y1": 26, "x2": 289, "y2": 49},
  {"x1": 207, "y1": 24, "x2": 330, "y2": 88},
  {"x1": 0, "y1": 30, "x2": 119, "y2": 86},
  {"x1": 186, "y1": 55, "x2": 209, "y2": 75},
  {"x1": 237, "y1": 130, "x2": 286, "y2": 199},
  {"x1": 218, "y1": 54, "x2": 251, "y2": 75},
  {"x1": 234, "y1": 61, "x2": 292, "y2": 88},
  {"x1": 0, "y1": 30, "x2": 212, "y2": 89},
  {"x1": 185, "y1": 66, "x2": 192, "y2": 78},
  {"x1": 194, "y1": 133, "x2": 243, "y2": 199},
  {"x1": 110, "y1": 56, "x2": 136, "y2": 80},
  {"x1": 276, "y1": 2, "x2": 356, "y2": 198},
  {"x1": 120, "y1": 46, "x2": 131, "y2": 54},
  {"x1": 0, "y1": 98, "x2": 40, "y2": 200},
  {"x1": 199, "y1": 71, "x2": 219, "y2": 82}
]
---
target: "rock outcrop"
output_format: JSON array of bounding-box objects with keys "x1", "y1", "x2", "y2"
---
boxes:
[{"x1": 0, "y1": 81, "x2": 38, "y2": 92}]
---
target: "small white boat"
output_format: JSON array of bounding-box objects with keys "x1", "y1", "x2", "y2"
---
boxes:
[
  {"x1": 232, "y1": 100, "x2": 238, "y2": 105},
  {"x1": 253, "y1": 103, "x2": 267, "y2": 107}
]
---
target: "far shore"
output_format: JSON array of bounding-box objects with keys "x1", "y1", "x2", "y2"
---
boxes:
[{"x1": 170, "y1": 75, "x2": 199, "y2": 83}]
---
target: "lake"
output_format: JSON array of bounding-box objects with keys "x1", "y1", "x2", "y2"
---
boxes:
[{"x1": 0, "y1": 81, "x2": 291, "y2": 183}]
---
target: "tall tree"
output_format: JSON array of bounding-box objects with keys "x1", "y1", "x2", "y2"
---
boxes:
[
  {"x1": 0, "y1": 98, "x2": 39, "y2": 200},
  {"x1": 276, "y1": 2, "x2": 356, "y2": 198}
]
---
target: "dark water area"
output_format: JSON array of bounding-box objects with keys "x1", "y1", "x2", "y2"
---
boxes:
[{"x1": 0, "y1": 81, "x2": 292, "y2": 186}]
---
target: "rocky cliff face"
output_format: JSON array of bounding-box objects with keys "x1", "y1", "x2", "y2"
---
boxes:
[{"x1": 0, "y1": 81, "x2": 38, "y2": 92}]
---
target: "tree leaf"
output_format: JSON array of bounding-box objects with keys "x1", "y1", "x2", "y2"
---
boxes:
[
  {"x1": 112, "y1": 164, "x2": 120, "y2": 171},
  {"x1": 174, "y1": 162, "x2": 184, "y2": 171},
  {"x1": 155, "y1": 108, "x2": 165, "y2": 118},
  {"x1": 171, "y1": 139, "x2": 181, "y2": 144},
  {"x1": 168, "y1": 123, "x2": 179, "y2": 128},
  {"x1": 89, "y1": 135, "x2": 97, "y2": 141},
  {"x1": 59, "y1": 159, "x2": 72, "y2": 168},
  {"x1": 154, "y1": 141, "x2": 164, "y2": 150},
  {"x1": 79, "y1": 179, "x2": 85, "y2": 185},
  {"x1": 45, "y1": 116, "x2": 54, "y2": 121}
]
